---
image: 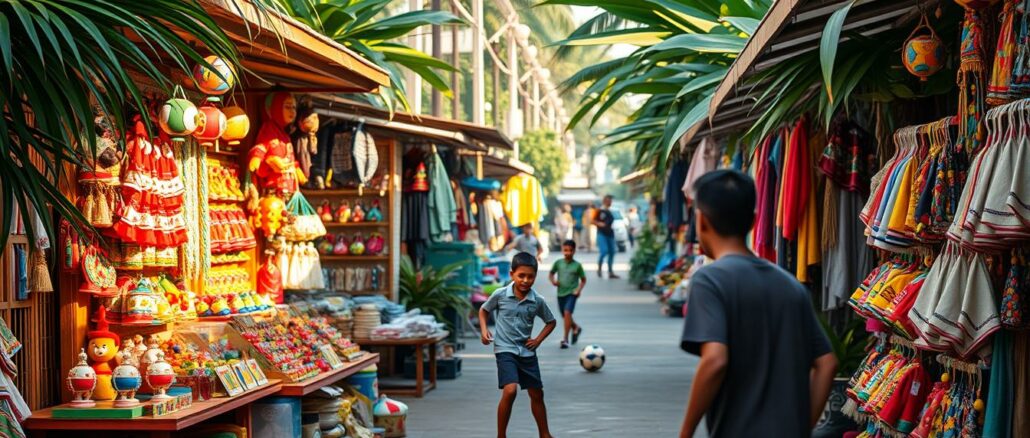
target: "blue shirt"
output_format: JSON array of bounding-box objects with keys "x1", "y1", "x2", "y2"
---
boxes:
[{"x1": 482, "y1": 285, "x2": 556, "y2": 357}]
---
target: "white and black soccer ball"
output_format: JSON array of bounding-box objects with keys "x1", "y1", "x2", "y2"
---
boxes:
[{"x1": 579, "y1": 344, "x2": 605, "y2": 372}]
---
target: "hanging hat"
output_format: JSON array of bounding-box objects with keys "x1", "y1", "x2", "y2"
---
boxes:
[{"x1": 88, "y1": 307, "x2": 121, "y2": 346}]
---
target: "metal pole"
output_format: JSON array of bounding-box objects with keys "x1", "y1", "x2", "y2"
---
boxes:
[
  {"x1": 431, "y1": 0, "x2": 442, "y2": 117},
  {"x1": 471, "y1": 0, "x2": 485, "y2": 125}
]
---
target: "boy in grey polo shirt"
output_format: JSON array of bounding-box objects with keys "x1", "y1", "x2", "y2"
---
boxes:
[{"x1": 479, "y1": 252, "x2": 557, "y2": 438}]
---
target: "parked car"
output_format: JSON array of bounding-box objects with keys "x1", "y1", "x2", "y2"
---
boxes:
[{"x1": 610, "y1": 208, "x2": 629, "y2": 252}]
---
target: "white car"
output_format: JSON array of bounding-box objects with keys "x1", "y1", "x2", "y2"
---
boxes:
[{"x1": 610, "y1": 208, "x2": 630, "y2": 252}]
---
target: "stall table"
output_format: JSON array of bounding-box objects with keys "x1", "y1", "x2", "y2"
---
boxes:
[
  {"x1": 276, "y1": 352, "x2": 380, "y2": 396},
  {"x1": 354, "y1": 332, "x2": 448, "y2": 398},
  {"x1": 23, "y1": 380, "x2": 282, "y2": 437}
]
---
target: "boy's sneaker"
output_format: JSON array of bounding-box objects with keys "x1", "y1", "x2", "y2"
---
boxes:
[
  {"x1": 572, "y1": 327, "x2": 582, "y2": 344},
  {"x1": 560, "y1": 341, "x2": 569, "y2": 349}
]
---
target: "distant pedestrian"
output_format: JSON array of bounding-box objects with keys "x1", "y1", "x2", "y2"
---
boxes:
[
  {"x1": 679, "y1": 170, "x2": 837, "y2": 438},
  {"x1": 480, "y1": 252, "x2": 557, "y2": 438},
  {"x1": 626, "y1": 206, "x2": 641, "y2": 248},
  {"x1": 506, "y1": 223, "x2": 543, "y2": 261},
  {"x1": 593, "y1": 195, "x2": 619, "y2": 279},
  {"x1": 581, "y1": 203, "x2": 596, "y2": 252},
  {"x1": 549, "y1": 240, "x2": 586, "y2": 349}
]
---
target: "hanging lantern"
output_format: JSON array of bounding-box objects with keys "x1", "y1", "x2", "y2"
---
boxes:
[
  {"x1": 194, "y1": 103, "x2": 227, "y2": 146},
  {"x1": 222, "y1": 106, "x2": 250, "y2": 145},
  {"x1": 192, "y1": 56, "x2": 236, "y2": 98},
  {"x1": 159, "y1": 86, "x2": 200, "y2": 141},
  {"x1": 902, "y1": 14, "x2": 945, "y2": 81},
  {"x1": 954, "y1": 0, "x2": 999, "y2": 9}
]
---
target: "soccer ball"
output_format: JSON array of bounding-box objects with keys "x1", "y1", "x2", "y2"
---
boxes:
[{"x1": 579, "y1": 345, "x2": 605, "y2": 372}]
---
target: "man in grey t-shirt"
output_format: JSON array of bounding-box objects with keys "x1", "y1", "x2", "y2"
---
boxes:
[{"x1": 679, "y1": 170, "x2": 837, "y2": 438}]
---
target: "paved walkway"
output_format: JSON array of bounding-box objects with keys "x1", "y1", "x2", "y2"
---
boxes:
[{"x1": 398, "y1": 251, "x2": 701, "y2": 437}]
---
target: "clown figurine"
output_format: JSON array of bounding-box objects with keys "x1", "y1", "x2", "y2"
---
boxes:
[
  {"x1": 248, "y1": 92, "x2": 307, "y2": 195},
  {"x1": 86, "y1": 306, "x2": 121, "y2": 401}
]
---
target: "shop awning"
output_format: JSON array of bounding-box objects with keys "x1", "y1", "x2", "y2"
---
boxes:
[
  {"x1": 313, "y1": 106, "x2": 488, "y2": 153},
  {"x1": 555, "y1": 189, "x2": 599, "y2": 205},
  {"x1": 480, "y1": 154, "x2": 535, "y2": 178},
  {"x1": 618, "y1": 167, "x2": 654, "y2": 185},
  {"x1": 200, "y1": 0, "x2": 390, "y2": 92},
  {"x1": 680, "y1": 0, "x2": 922, "y2": 146},
  {"x1": 312, "y1": 95, "x2": 515, "y2": 151}
]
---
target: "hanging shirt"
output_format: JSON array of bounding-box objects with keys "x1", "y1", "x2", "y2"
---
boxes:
[
  {"x1": 427, "y1": 151, "x2": 457, "y2": 242},
  {"x1": 663, "y1": 161, "x2": 689, "y2": 230},
  {"x1": 501, "y1": 174, "x2": 544, "y2": 227},
  {"x1": 780, "y1": 118, "x2": 811, "y2": 240},
  {"x1": 682, "y1": 137, "x2": 721, "y2": 201}
]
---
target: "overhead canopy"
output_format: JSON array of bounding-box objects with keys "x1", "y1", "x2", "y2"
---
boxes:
[
  {"x1": 479, "y1": 154, "x2": 535, "y2": 178},
  {"x1": 313, "y1": 95, "x2": 515, "y2": 151},
  {"x1": 555, "y1": 189, "x2": 599, "y2": 205},
  {"x1": 200, "y1": 0, "x2": 390, "y2": 92},
  {"x1": 314, "y1": 106, "x2": 488, "y2": 153},
  {"x1": 682, "y1": 0, "x2": 921, "y2": 145}
]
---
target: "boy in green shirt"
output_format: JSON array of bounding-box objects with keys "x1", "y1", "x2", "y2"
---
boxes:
[{"x1": 549, "y1": 240, "x2": 587, "y2": 349}]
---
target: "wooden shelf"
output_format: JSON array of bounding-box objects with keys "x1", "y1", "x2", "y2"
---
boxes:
[
  {"x1": 276, "y1": 353, "x2": 380, "y2": 397},
  {"x1": 323, "y1": 222, "x2": 388, "y2": 228},
  {"x1": 286, "y1": 289, "x2": 385, "y2": 296},
  {"x1": 301, "y1": 189, "x2": 385, "y2": 197},
  {"x1": 318, "y1": 255, "x2": 389, "y2": 262},
  {"x1": 353, "y1": 332, "x2": 449, "y2": 347},
  {"x1": 24, "y1": 380, "x2": 283, "y2": 432}
]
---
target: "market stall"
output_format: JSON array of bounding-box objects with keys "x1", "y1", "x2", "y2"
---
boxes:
[{"x1": 2, "y1": 2, "x2": 424, "y2": 437}]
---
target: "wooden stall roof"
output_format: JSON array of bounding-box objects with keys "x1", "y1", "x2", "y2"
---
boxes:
[
  {"x1": 313, "y1": 95, "x2": 515, "y2": 151},
  {"x1": 201, "y1": 0, "x2": 390, "y2": 92},
  {"x1": 680, "y1": 0, "x2": 922, "y2": 146},
  {"x1": 478, "y1": 154, "x2": 535, "y2": 178}
]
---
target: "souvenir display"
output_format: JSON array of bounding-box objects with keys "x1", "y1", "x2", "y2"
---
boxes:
[
  {"x1": 112, "y1": 348, "x2": 142, "y2": 407},
  {"x1": 210, "y1": 204, "x2": 257, "y2": 254},
  {"x1": 146, "y1": 351, "x2": 176, "y2": 401},
  {"x1": 254, "y1": 195, "x2": 287, "y2": 237},
  {"x1": 230, "y1": 318, "x2": 321, "y2": 382},
  {"x1": 113, "y1": 116, "x2": 188, "y2": 247},
  {"x1": 411, "y1": 162, "x2": 429, "y2": 192},
  {"x1": 194, "y1": 103, "x2": 227, "y2": 146},
  {"x1": 221, "y1": 105, "x2": 250, "y2": 146},
  {"x1": 280, "y1": 192, "x2": 327, "y2": 242},
  {"x1": 365, "y1": 200, "x2": 383, "y2": 222},
  {"x1": 842, "y1": 337, "x2": 931, "y2": 436},
  {"x1": 293, "y1": 98, "x2": 319, "y2": 180},
  {"x1": 66, "y1": 349, "x2": 97, "y2": 408},
  {"x1": 86, "y1": 307, "x2": 120, "y2": 401},
  {"x1": 352, "y1": 122, "x2": 379, "y2": 186},
  {"x1": 78, "y1": 245, "x2": 118, "y2": 296},
  {"x1": 281, "y1": 242, "x2": 325, "y2": 290},
  {"x1": 78, "y1": 118, "x2": 122, "y2": 228},
  {"x1": 249, "y1": 92, "x2": 305, "y2": 195},
  {"x1": 365, "y1": 233, "x2": 385, "y2": 256},
  {"x1": 323, "y1": 266, "x2": 384, "y2": 294},
  {"x1": 903, "y1": 14, "x2": 945, "y2": 81},
  {"x1": 192, "y1": 56, "x2": 236, "y2": 98},
  {"x1": 208, "y1": 160, "x2": 245, "y2": 202},
  {"x1": 159, "y1": 86, "x2": 201, "y2": 141}
]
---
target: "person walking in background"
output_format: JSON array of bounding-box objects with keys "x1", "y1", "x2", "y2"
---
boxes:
[
  {"x1": 581, "y1": 203, "x2": 596, "y2": 253},
  {"x1": 594, "y1": 196, "x2": 619, "y2": 279},
  {"x1": 678, "y1": 170, "x2": 836, "y2": 438},
  {"x1": 506, "y1": 223, "x2": 543, "y2": 261},
  {"x1": 554, "y1": 204, "x2": 573, "y2": 243},
  {"x1": 626, "y1": 206, "x2": 641, "y2": 248}
]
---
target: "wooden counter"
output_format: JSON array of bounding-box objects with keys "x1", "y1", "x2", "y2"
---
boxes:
[{"x1": 275, "y1": 352, "x2": 380, "y2": 397}]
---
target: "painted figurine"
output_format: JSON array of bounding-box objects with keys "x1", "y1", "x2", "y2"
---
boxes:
[
  {"x1": 248, "y1": 92, "x2": 307, "y2": 195},
  {"x1": 66, "y1": 349, "x2": 97, "y2": 408},
  {"x1": 86, "y1": 307, "x2": 120, "y2": 401}
]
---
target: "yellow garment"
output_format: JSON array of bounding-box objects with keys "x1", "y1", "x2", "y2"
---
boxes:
[
  {"x1": 886, "y1": 159, "x2": 915, "y2": 234},
  {"x1": 501, "y1": 174, "x2": 545, "y2": 227},
  {"x1": 867, "y1": 269, "x2": 920, "y2": 315}
]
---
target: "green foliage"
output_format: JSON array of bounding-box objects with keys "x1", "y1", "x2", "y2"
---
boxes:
[
  {"x1": 399, "y1": 256, "x2": 472, "y2": 333},
  {"x1": 629, "y1": 226, "x2": 664, "y2": 287},
  {"x1": 258, "y1": 0, "x2": 463, "y2": 113},
  {"x1": 546, "y1": 0, "x2": 769, "y2": 176},
  {"x1": 517, "y1": 130, "x2": 568, "y2": 197},
  {"x1": 818, "y1": 316, "x2": 869, "y2": 377},
  {"x1": 0, "y1": 0, "x2": 240, "y2": 250}
]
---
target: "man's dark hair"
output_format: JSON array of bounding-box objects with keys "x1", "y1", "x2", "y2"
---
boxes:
[
  {"x1": 692, "y1": 169, "x2": 756, "y2": 238},
  {"x1": 511, "y1": 252, "x2": 539, "y2": 272},
  {"x1": 603, "y1": 195, "x2": 613, "y2": 201},
  {"x1": 562, "y1": 240, "x2": 576, "y2": 249}
]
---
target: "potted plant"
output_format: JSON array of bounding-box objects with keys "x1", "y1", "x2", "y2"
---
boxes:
[
  {"x1": 813, "y1": 316, "x2": 869, "y2": 438},
  {"x1": 398, "y1": 256, "x2": 472, "y2": 334},
  {"x1": 629, "y1": 227, "x2": 664, "y2": 289}
]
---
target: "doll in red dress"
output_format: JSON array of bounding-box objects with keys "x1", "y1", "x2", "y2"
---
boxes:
[{"x1": 248, "y1": 92, "x2": 307, "y2": 195}]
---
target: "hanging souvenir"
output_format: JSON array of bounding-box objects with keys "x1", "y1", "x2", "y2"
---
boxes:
[
  {"x1": 352, "y1": 121, "x2": 379, "y2": 186},
  {"x1": 248, "y1": 92, "x2": 306, "y2": 195},
  {"x1": 412, "y1": 162, "x2": 429, "y2": 192},
  {"x1": 194, "y1": 103, "x2": 227, "y2": 146},
  {"x1": 159, "y1": 86, "x2": 201, "y2": 141},
  {"x1": 987, "y1": 0, "x2": 1020, "y2": 105},
  {"x1": 192, "y1": 56, "x2": 235, "y2": 98},
  {"x1": 292, "y1": 98, "x2": 319, "y2": 180},
  {"x1": 253, "y1": 195, "x2": 286, "y2": 237},
  {"x1": 78, "y1": 115, "x2": 123, "y2": 228},
  {"x1": 1000, "y1": 248, "x2": 1028, "y2": 328},
  {"x1": 221, "y1": 105, "x2": 250, "y2": 146},
  {"x1": 902, "y1": 13, "x2": 945, "y2": 81},
  {"x1": 280, "y1": 192, "x2": 327, "y2": 242},
  {"x1": 78, "y1": 246, "x2": 118, "y2": 296},
  {"x1": 957, "y1": 8, "x2": 988, "y2": 155}
]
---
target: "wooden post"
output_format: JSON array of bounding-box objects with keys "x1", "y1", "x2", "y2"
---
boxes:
[
  {"x1": 431, "y1": 0, "x2": 442, "y2": 117},
  {"x1": 471, "y1": 0, "x2": 485, "y2": 125}
]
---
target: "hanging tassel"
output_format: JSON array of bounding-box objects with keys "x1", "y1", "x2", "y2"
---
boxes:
[
  {"x1": 82, "y1": 185, "x2": 96, "y2": 226},
  {"x1": 28, "y1": 250, "x2": 53, "y2": 293},
  {"x1": 95, "y1": 185, "x2": 112, "y2": 227}
]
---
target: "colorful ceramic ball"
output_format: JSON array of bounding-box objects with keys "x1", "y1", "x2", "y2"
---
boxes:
[
  {"x1": 159, "y1": 98, "x2": 200, "y2": 138},
  {"x1": 194, "y1": 104, "x2": 227, "y2": 144},
  {"x1": 221, "y1": 106, "x2": 250, "y2": 145},
  {"x1": 903, "y1": 35, "x2": 945, "y2": 81},
  {"x1": 192, "y1": 56, "x2": 235, "y2": 96}
]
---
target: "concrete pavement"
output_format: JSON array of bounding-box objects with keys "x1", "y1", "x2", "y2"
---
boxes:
[{"x1": 398, "y1": 250, "x2": 702, "y2": 437}]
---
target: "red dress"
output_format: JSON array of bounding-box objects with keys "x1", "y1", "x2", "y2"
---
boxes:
[{"x1": 112, "y1": 118, "x2": 187, "y2": 247}]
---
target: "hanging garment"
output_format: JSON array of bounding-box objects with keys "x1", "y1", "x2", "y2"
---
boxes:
[
  {"x1": 822, "y1": 188, "x2": 874, "y2": 310},
  {"x1": 663, "y1": 160, "x2": 689, "y2": 231},
  {"x1": 988, "y1": 0, "x2": 1020, "y2": 106},
  {"x1": 428, "y1": 152, "x2": 457, "y2": 242},
  {"x1": 113, "y1": 117, "x2": 188, "y2": 247},
  {"x1": 401, "y1": 192, "x2": 430, "y2": 266},
  {"x1": 819, "y1": 119, "x2": 875, "y2": 195},
  {"x1": 681, "y1": 137, "x2": 720, "y2": 201},
  {"x1": 780, "y1": 118, "x2": 811, "y2": 240},
  {"x1": 1013, "y1": 332, "x2": 1030, "y2": 437},
  {"x1": 983, "y1": 330, "x2": 1013, "y2": 438},
  {"x1": 501, "y1": 174, "x2": 545, "y2": 227}
]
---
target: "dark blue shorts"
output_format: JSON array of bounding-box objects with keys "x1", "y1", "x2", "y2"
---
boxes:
[
  {"x1": 496, "y1": 353, "x2": 542, "y2": 390},
  {"x1": 557, "y1": 294, "x2": 578, "y2": 314}
]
